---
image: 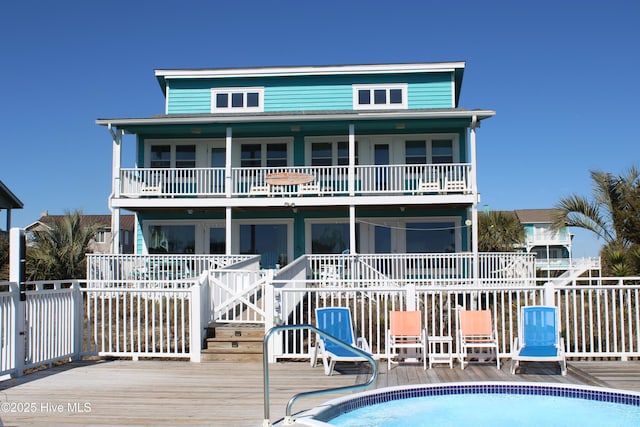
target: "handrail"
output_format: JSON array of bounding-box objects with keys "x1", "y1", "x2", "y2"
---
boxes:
[{"x1": 262, "y1": 324, "x2": 378, "y2": 426}]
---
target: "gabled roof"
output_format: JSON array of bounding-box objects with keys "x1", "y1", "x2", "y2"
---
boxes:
[
  {"x1": 0, "y1": 180, "x2": 23, "y2": 210},
  {"x1": 514, "y1": 209, "x2": 563, "y2": 224}
]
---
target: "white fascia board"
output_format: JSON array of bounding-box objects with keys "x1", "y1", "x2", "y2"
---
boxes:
[{"x1": 154, "y1": 62, "x2": 465, "y2": 80}]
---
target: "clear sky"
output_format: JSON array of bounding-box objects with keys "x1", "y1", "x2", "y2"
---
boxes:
[{"x1": 1, "y1": 0, "x2": 638, "y2": 257}]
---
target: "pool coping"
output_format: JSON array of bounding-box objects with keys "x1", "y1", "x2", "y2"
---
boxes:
[{"x1": 287, "y1": 382, "x2": 640, "y2": 426}]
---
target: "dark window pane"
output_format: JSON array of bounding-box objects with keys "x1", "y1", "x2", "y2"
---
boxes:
[
  {"x1": 358, "y1": 90, "x2": 370, "y2": 105},
  {"x1": 176, "y1": 145, "x2": 196, "y2": 168},
  {"x1": 232, "y1": 93, "x2": 244, "y2": 108},
  {"x1": 406, "y1": 222, "x2": 455, "y2": 253},
  {"x1": 246, "y1": 92, "x2": 259, "y2": 107},
  {"x1": 374, "y1": 89, "x2": 386, "y2": 104},
  {"x1": 150, "y1": 145, "x2": 171, "y2": 168},
  {"x1": 241, "y1": 144, "x2": 261, "y2": 167},
  {"x1": 390, "y1": 89, "x2": 402, "y2": 104},
  {"x1": 432, "y1": 140, "x2": 454, "y2": 164},
  {"x1": 405, "y1": 140, "x2": 427, "y2": 164},
  {"x1": 216, "y1": 93, "x2": 228, "y2": 108},
  {"x1": 266, "y1": 143, "x2": 287, "y2": 167}
]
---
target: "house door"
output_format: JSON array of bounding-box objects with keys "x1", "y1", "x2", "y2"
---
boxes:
[
  {"x1": 210, "y1": 146, "x2": 225, "y2": 193},
  {"x1": 374, "y1": 144, "x2": 390, "y2": 192}
]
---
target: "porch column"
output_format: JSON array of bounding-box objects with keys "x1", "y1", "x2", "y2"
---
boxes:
[
  {"x1": 470, "y1": 116, "x2": 479, "y2": 287},
  {"x1": 5, "y1": 209, "x2": 11, "y2": 231},
  {"x1": 348, "y1": 124, "x2": 355, "y2": 196},
  {"x1": 349, "y1": 205, "x2": 356, "y2": 254},
  {"x1": 110, "y1": 126, "x2": 123, "y2": 253},
  {"x1": 225, "y1": 127, "x2": 233, "y2": 198},
  {"x1": 225, "y1": 207, "x2": 232, "y2": 255}
]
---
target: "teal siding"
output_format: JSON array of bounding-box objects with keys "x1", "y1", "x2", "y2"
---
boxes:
[
  {"x1": 165, "y1": 72, "x2": 455, "y2": 114},
  {"x1": 265, "y1": 85, "x2": 351, "y2": 111}
]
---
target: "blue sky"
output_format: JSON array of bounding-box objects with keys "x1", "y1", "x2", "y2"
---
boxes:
[{"x1": 1, "y1": 0, "x2": 638, "y2": 257}]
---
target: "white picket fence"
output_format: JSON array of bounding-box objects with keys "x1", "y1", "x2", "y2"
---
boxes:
[{"x1": 1, "y1": 263, "x2": 638, "y2": 379}]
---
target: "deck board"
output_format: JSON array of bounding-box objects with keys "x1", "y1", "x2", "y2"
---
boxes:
[{"x1": 1, "y1": 359, "x2": 639, "y2": 426}]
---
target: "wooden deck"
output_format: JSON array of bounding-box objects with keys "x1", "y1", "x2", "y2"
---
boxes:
[{"x1": 1, "y1": 359, "x2": 639, "y2": 426}]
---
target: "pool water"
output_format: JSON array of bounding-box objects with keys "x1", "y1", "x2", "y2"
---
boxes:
[{"x1": 330, "y1": 393, "x2": 640, "y2": 427}]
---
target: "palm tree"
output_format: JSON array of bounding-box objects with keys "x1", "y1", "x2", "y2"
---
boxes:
[
  {"x1": 554, "y1": 166, "x2": 640, "y2": 275},
  {"x1": 26, "y1": 210, "x2": 100, "y2": 280},
  {"x1": 0, "y1": 232, "x2": 9, "y2": 281},
  {"x1": 478, "y1": 211, "x2": 525, "y2": 252}
]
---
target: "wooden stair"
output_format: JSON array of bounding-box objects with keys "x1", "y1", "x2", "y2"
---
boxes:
[{"x1": 201, "y1": 323, "x2": 265, "y2": 362}]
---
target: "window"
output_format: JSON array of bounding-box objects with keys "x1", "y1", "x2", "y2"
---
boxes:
[
  {"x1": 147, "y1": 225, "x2": 195, "y2": 254},
  {"x1": 212, "y1": 87, "x2": 264, "y2": 112},
  {"x1": 311, "y1": 223, "x2": 356, "y2": 254},
  {"x1": 240, "y1": 224, "x2": 288, "y2": 268},
  {"x1": 148, "y1": 144, "x2": 196, "y2": 168},
  {"x1": 240, "y1": 142, "x2": 289, "y2": 167},
  {"x1": 405, "y1": 139, "x2": 454, "y2": 164},
  {"x1": 406, "y1": 222, "x2": 456, "y2": 253},
  {"x1": 311, "y1": 141, "x2": 357, "y2": 166},
  {"x1": 353, "y1": 84, "x2": 407, "y2": 110},
  {"x1": 95, "y1": 228, "x2": 109, "y2": 244}
]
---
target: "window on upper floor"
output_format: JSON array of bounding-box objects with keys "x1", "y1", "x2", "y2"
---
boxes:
[
  {"x1": 212, "y1": 87, "x2": 264, "y2": 113},
  {"x1": 353, "y1": 84, "x2": 407, "y2": 110},
  {"x1": 240, "y1": 142, "x2": 288, "y2": 167},
  {"x1": 149, "y1": 144, "x2": 196, "y2": 168},
  {"x1": 405, "y1": 139, "x2": 454, "y2": 164},
  {"x1": 311, "y1": 141, "x2": 358, "y2": 166},
  {"x1": 95, "y1": 228, "x2": 109, "y2": 244}
]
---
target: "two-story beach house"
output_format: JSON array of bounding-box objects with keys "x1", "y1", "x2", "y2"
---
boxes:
[{"x1": 96, "y1": 62, "x2": 494, "y2": 268}]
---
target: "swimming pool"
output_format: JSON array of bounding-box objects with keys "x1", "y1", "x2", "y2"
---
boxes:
[{"x1": 290, "y1": 382, "x2": 640, "y2": 426}]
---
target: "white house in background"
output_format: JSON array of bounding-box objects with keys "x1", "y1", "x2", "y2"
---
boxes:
[{"x1": 514, "y1": 208, "x2": 600, "y2": 276}]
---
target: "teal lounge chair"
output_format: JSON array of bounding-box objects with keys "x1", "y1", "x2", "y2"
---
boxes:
[
  {"x1": 511, "y1": 306, "x2": 567, "y2": 375},
  {"x1": 312, "y1": 307, "x2": 372, "y2": 375}
]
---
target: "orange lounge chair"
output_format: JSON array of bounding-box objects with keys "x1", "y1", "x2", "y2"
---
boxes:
[
  {"x1": 387, "y1": 311, "x2": 427, "y2": 370},
  {"x1": 457, "y1": 308, "x2": 500, "y2": 370}
]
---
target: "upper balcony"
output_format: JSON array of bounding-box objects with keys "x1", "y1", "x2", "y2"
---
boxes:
[{"x1": 115, "y1": 163, "x2": 473, "y2": 207}]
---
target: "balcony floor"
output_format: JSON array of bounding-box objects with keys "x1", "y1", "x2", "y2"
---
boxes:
[{"x1": 1, "y1": 359, "x2": 639, "y2": 426}]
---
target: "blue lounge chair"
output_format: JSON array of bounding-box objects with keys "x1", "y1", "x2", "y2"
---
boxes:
[
  {"x1": 312, "y1": 307, "x2": 372, "y2": 375},
  {"x1": 511, "y1": 306, "x2": 567, "y2": 375}
]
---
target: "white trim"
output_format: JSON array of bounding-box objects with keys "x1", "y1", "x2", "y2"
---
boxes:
[
  {"x1": 155, "y1": 62, "x2": 465, "y2": 80},
  {"x1": 353, "y1": 84, "x2": 408, "y2": 110},
  {"x1": 211, "y1": 87, "x2": 264, "y2": 113}
]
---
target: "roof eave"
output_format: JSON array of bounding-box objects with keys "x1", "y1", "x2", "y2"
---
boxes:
[{"x1": 97, "y1": 109, "x2": 495, "y2": 129}]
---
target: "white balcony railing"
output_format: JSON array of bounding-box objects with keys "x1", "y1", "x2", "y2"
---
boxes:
[{"x1": 118, "y1": 164, "x2": 472, "y2": 198}]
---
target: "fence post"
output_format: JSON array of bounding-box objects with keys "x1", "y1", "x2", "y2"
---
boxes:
[
  {"x1": 263, "y1": 271, "x2": 278, "y2": 363},
  {"x1": 406, "y1": 282, "x2": 416, "y2": 311},
  {"x1": 189, "y1": 281, "x2": 202, "y2": 363},
  {"x1": 9, "y1": 228, "x2": 25, "y2": 377},
  {"x1": 71, "y1": 281, "x2": 84, "y2": 360},
  {"x1": 544, "y1": 281, "x2": 556, "y2": 306}
]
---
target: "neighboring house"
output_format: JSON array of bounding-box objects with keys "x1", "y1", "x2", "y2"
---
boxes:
[
  {"x1": 514, "y1": 209, "x2": 572, "y2": 271},
  {"x1": 26, "y1": 213, "x2": 135, "y2": 254},
  {"x1": 96, "y1": 62, "x2": 495, "y2": 267},
  {"x1": 0, "y1": 180, "x2": 24, "y2": 233}
]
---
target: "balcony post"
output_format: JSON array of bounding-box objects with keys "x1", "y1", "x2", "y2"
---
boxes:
[
  {"x1": 225, "y1": 127, "x2": 232, "y2": 198},
  {"x1": 109, "y1": 125, "x2": 122, "y2": 199},
  {"x1": 349, "y1": 205, "x2": 356, "y2": 254},
  {"x1": 225, "y1": 207, "x2": 232, "y2": 255},
  {"x1": 470, "y1": 116, "x2": 479, "y2": 287},
  {"x1": 348, "y1": 124, "x2": 355, "y2": 196}
]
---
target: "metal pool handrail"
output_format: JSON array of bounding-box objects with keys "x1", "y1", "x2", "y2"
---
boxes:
[{"x1": 262, "y1": 324, "x2": 379, "y2": 426}]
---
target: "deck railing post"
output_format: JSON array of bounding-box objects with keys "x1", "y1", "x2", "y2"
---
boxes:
[
  {"x1": 544, "y1": 281, "x2": 556, "y2": 306},
  {"x1": 71, "y1": 281, "x2": 84, "y2": 360},
  {"x1": 189, "y1": 281, "x2": 203, "y2": 362}
]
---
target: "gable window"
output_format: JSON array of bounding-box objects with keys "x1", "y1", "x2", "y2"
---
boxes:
[
  {"x1": 353, "y1": 84, "x2": 407, "y2": 110},
  {"x1": 95, "y1": 228, "x2": 109, "y2": 244},
  {"x1": 212, "y1": 87, "x2": 264, "y2": 112}
]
